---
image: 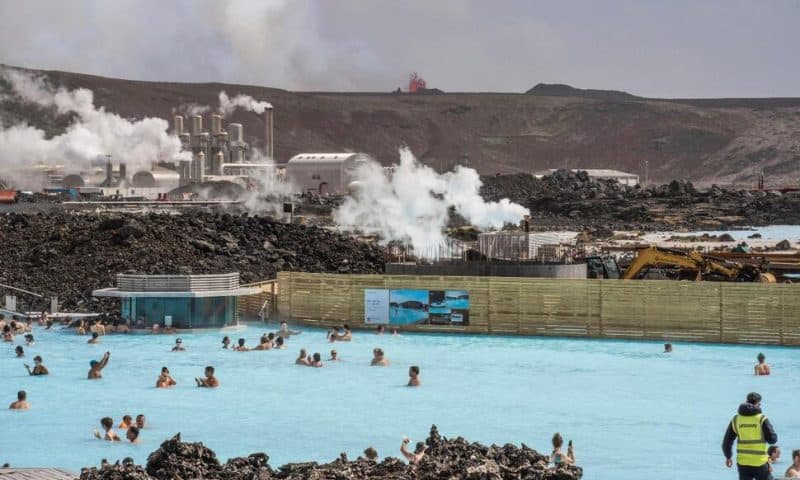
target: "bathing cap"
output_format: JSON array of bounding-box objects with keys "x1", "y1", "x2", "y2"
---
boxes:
[{"x1": 89, "y1": 360, "x2": 98, "y2": 367}]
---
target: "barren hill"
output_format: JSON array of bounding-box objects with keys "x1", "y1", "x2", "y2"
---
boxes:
[{"x1": 2, "y1": 65, "x2": 800, "y2": 185}]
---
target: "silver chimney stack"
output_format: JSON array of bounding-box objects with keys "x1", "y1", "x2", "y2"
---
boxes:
[{"x1": 264, "y1": 106, "x2": 274, "y2": 160}]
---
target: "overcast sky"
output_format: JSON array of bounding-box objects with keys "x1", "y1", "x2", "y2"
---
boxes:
[{"x1": 0, "y1": 0, "x2": 797, "y2": 97}]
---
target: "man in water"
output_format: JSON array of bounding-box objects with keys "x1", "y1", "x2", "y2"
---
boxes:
[
  {"x1": 400, "y1": 437, "x2": 426, "y2": 464},
  {"x1": 156, "y1": 367, "x2": 176, "y2": 388},
  {"x1": 339, "y1": 324, "x2": 353, "y2": 341},
  {"x1": 329, "y1": 350, "x2": 339, "y2": 361},
  {"x1": 664, "y1": 343, "x2": 673, "y2": 353},
  {"x1": 14, "y1": 345, "x2": 24, "y2": 357},
  {"x1": 196, "y1": 366, "x2": 219, "y2": 388},
  {"x1": 233, "y1": 338, "x2": 249, "y2": 351},
  {"x1": 754, "y1": 353, "x2": 770, "y2": 376},
  {"x1": 786, "y1": 449, "x2": 800, "y2": 478},
  {"x1": 376, "y1": 325, "x2": 385, "y2": 335},
  {"x1": 88, "y1": 332, "x2": 100, "y2": 344},
  {"x1": 722, "y1": 391, "x2": 777, "y2": 480},
  {"x1": 310, "y1": 352, "x2": 324, "y2": 367},
  {"x1": 221, "y1": 336, "x2": 231, "y2": 349},
  {"x1": 277, "y1": 321, "x2": 301, "y2": 339},
  {"x1": 24, "y1": 334, "x2": 34, "y2": 346},
  {"x1": 371, "y1": 348, "x2": 390, "y2": 366},
  {"x1": 94, "y1": 417, "x2": 120, "y2": 441},
  {"x1": 119, "y1": 415, "x2": 133, "y2": 429},
  {"x1": 768, "y1": 446, "x2": 781, "y2": 477},
  {"x1": 88, "y1": 352, "x2": 111, "y2": 379},
  {"x1": 407, "y1": 366, "x2": 421, "y2": 387},
  {"x1": 24, "y1": 355, "x2": 49, "y2": 376},
  {"x1": 171, "y1": 338, "x2": 185, "y2": 352},
  {"x1": 295, "y1": 349, "x2": 310, "y2": 365},
  {"x1": 254, "y1": 335, "x2": 272, "y2": 351},
  {"x1": 135, "y1": 414, "x2": 146, "y2": 429},
  {"x1": 9, "y1": 390, "x2": 29, "y2": 410},
  {"x1": 126, "y1": 426, "x2": 141, "y2": 444}
]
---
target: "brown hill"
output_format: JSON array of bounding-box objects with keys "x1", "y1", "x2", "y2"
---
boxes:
[{"x1": 2, "y1": 65, "x2": 800, "y2": 185}]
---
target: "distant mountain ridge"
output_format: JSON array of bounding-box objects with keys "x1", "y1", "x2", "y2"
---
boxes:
[{"x1": 526, "y1": 83, "x2": 641, "y2": 102}]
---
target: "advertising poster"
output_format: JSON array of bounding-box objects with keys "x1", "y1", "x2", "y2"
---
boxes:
[
  {"x1": 389, "y1": 289, "x2": 430, "y2": 325},
  {"x1": 364, "y1": 289, "x2": 390, "y2": 324},
  {"x1": 428, "y1": 290, "x2": 470, "y2": 325}
]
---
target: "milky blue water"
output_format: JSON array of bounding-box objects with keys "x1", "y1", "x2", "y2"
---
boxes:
[{"x1": 2, "y1": 325, "x2": 799, "y2": 479}]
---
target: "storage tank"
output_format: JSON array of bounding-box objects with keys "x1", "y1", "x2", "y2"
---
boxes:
[
  {"x1": 191, "y1": 115, "x2": 203, "y2": 135},
  {"x1": 210, "y1": 114, "x2": 222, "y2": 135},
  {"x1": 228, "y1": 123, "x2": 243, "y2": 143},
  {"x1": 63, "y1": 174, "x2": 86, "y2": 188},
  {"x1": 286, "y1": 153, "x2": 370, "y2": 195},
  {"x1": 173, "y1": 115, "x2": 184, "y2": 135},
  {"x1": 131, "y1": 167, "x2": 181, "y2": 189}
]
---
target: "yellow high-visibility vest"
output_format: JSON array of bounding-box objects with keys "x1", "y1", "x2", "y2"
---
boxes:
[{"x1": 732, "y1": 413, "x2": 769, "y2": 467}]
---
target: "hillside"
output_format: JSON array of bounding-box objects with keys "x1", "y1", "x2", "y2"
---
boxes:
[{"x1": 2, "y1": 65, "x2": 800, "y2": 185}]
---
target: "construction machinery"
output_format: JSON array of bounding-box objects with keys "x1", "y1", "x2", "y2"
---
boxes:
[{"x1": 588, "y1": 246, "x2": 776, "y2": 282}]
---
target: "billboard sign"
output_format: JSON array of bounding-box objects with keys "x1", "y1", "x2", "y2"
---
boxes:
[{"x1": 365, "y1": 288, "x2": 469, "y2": 326}]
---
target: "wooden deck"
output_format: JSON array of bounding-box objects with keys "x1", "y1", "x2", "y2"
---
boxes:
[{"x1": 0, "y1": 468, "x2": 77, "y2": 480}]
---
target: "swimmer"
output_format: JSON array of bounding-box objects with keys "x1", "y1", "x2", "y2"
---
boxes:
[
  {"x1": 90, "y1": 321, "x2": 106, "y2": 336},
  {"x1": 328, "y1": 350, "x2": 339, "y2": 361},
  {"x1": 371, "y1": 348, "x2": 390, "y2": 366},
  {"x1": 233, "y1": 338, "x2": 249, "y2": 352},
  {"x1": 24, "y1": 355, "x2": 49, "y2": 376},
  {"x1": 310, "y1": 352, "x2": 323, "y2": 367},
  {"x1": 327, "y1": 326, "x2": 340, "y2": 342},
  {"x1": 135, "y1": 414, "x2": 145, "y2": 429},
  {"x1": 9, "y1": 390, "x2": 29, "y2": 410},
  {"x1": 274, "y1": 337, "x2": 286, "y2": 349},
  {"x1": 151, "y1": 323, "x2": 161, "y2": 334},
  {"x1": 14, "y1": 345, "x2": 24, "y2": 357},
  {"x1": 550, "y1": 433, "x2": 575, "y2": 465},
  {"x1": 755, "y1": 352, "x2": 771, "y2": 376},
  {"x1": 195, "y1": 366, "x2": 219, "y2": 388},
  {"x1": 407, "y1": 365, "x2": 421, "y2": 387},
  {"x1": 171, "y1": 338, "x2": 185, "y2": 352},
  {"x1": 126, "y1": 426, "x2": 141, "y2": 444},
  {"x1": 768, "y1": 445, "x2": 781, "y2": 476},
  {"x1": 786, "y1": 449, "x2": 800, "y2": 478},
  {"x1": 363, "y1": 446, "x2": 378, "y2": 461},
  {"x1": 88, "y1": 332, "x2": 100, "y2": 344},
  {"x1": 93, "y1": 417, "x2": 121, "y2": 441},
  {"x1": 24, "y1": 334, "x2": 34, "y2": 346},
  {"x1": 376, "y1": 325, "x2": 385, "y2": 335},
  {"x1": 277, "y1": 321, "x2": 301, "y2": 339},
  {"x1": 222, "y1": 336, "x2": 231, "y2": 349},
  {"x1": 119, "y1": 415, "x2": 133, "y2": 429},
  {"x1": 339, "y1": 324, "x2": 352, "y2": 341},
  {"x1": 400, "y1": 437, "x2": 426, "y2": 464},
  {"x1": 156, "y1": 367, "x2": 176, "y2": 388},
  {"x1": 88, "y1": 351, "x2": 111, "y2": 379},
  {"x1": 253, "y1": 335, "x2": 272, "y2": 351},
  {"x1": 295, "y1": 349, "x2": 310, "y2": 365},
  {"x1": 2, "y1": 325, "x2": 13, "y2": 342},
  {"x1": 664, "y1": 343, "x2": 673, "y2": 353},
  {"x1": 392, "y1": 328, "x2": 399, "y2": 335}
]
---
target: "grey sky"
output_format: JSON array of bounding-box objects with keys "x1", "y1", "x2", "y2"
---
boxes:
[{"x1": 0, "y1": 0, "x2": 797, "y2": 97}]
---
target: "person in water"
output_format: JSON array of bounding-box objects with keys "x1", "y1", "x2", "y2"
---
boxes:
[
  {"x1": 371, "y1": 348, "x2": 390, "y2": 366},
  {"x1": 14, "y1": 345, "x2": 24, "y2": 357},
  {"x1": 274, "y1": 337, "x2": 286, "y2": 349},
  {"x1": 2, "y1": 325, "x2": 13, "y2": 342},
  {"x1": 88, "y1": 332, "x2": 100, "y2": 344},
  {"x1": 135, "y1": 414, "x2": 146, "y2": 429},
  {"x1": 88, "y1": 352, "x2": 111, "y2": 379},
  {"x1": 328, "y1": 350, "x2": 339, "y2": 361},
  {"x1": 126, "y1": 426, "x2": 141, "y2": 444},
  {"x1": 233, "y1": 338, "x2": 249, "y2": 352},
  {"x1": 768, "y1": 446, "x2": 781, "y2": 476},
  {"x1": 664, "y1": 343, "x2": 673, "y2": 353},
  {"x1": 338, "y1": 324, "x2": 352, "y2": 341},
  {"x1": 156, "y1": 367, "x2": 176, "y2": 388},
  {"x1": 376, "y1": 325, "x2": 385, "y2": 335},
  {"x1": 94, "y1": 417, "x2": 120, "y2": 441},
  {"x1": 391, "y1": 328, "x2": 399, "y2": 336},
  {"x1": 221, "y1": 336, "x2": 231, "y2": 349},
  {"x1": 196, "y1": 366, "x2": 219, "y2": 388},
  {"x1": 328, "y1": 326, "x2": 341, "y2": 342},
  {"x1": 786, "y1": 449, "x2": 800, "y2": 478},
  {"x1": 407, "y1": 366, "x2": 421, "y2": 387},
  {"x1": 755, "y1": 353, "x2": 770, "y2": 376},
  {"x1": 295, "y1": 349, "x2": 310, "y2": 365},
  {"x1": 24, "y1": 355, "x2": 49, "y2": 376},
  {"x1": 254, "y1": 335, "x2": 272, "y2": 351},
  {"x1": 310, "y1": 352, "x2": 324, "y2": 367},
  {"x1": 722, "y1": 391, "x2": 778, "y2": 479},
  {"x1": 119, "y1": 415, "x2": 133, "y2": 429},
  {"x1": 277, "y1": 321, "x2": 301, "y2": 339},
  {"x1": 550, "y1": 433, "x2": 575, "y2": 465},
  {"x1": 400, "y1": 437, "x2": 426, "y2": 464},
  {"x1": 171, "y1": 338, "x2": 185, "y2": 352},
  {"x1": 24, "y1": 334, "x2": 34, "y2": 346},
  {"x1": 9, "y1": 390, "x2": 29, "y2": 410}
]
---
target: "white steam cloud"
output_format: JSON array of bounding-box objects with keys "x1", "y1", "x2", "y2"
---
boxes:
[
  {"x1": 0, "y1": 68, "x2": 189, "y2": 188},
  {"x1": 334, "y1": 147, "x2": 529, "y2": 253},
  {"x1": 218, "y1": 91, "x2": 272, "y2": 116}
]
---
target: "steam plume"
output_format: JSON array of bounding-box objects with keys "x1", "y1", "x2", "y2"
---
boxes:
[
  {"x1": 218, "y1": 91, "x2": 272, "y2": 116},
  {"x1": 334, "y1": 147, "x2": 529, "y2": 254}
]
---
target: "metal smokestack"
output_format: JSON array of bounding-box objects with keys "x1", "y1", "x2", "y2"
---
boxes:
[
  {"x1": 173, "y1": 115, "x2": 184, "y2": 135},
  {"x1": 264, "y1": 106, "x2": 274, "y2": 160}
]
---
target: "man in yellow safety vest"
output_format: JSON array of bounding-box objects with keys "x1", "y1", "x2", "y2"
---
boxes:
[{"x1": 722, "y1": 392, "x2": 778, "y2": 480}]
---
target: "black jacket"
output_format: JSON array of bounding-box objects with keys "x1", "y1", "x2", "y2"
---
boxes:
[{"x1": 722, "y1": 403, "x2": 778, "y2": 460}]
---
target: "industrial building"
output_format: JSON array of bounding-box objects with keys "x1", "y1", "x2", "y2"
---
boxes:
[
  {"x1": 286, "y1": 153, "x2": 372, "y2": 195},
  {"x1": 477, "y1": 231, "x2": 580, "y2": 262},
  {"x1": 535, "y1": 168, "x2": 640, "y2": 186}
]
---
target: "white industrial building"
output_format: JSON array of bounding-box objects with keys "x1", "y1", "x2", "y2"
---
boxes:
[
  {"x1": 535, "y1": 168, "x2": 640, "y2": 186},
  {"x1": 477, "y1": 231, "x2": 579, "y2": 262},
  {"x1": 286, "y1": 153, "x2": 372, "y2": 195}
]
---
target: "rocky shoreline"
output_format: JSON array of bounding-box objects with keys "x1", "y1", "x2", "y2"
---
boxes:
[
  {"x1": 79, "y1": 427, "x2": 582, "y2": 480},
  {"x1": 0, "y1": 210, "x2": 386, "y2": 312},
  {"x1": 480, "y1": 170, "x2": 800, "y2": 231}
]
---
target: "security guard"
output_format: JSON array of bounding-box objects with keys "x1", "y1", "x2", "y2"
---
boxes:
[{"x1": 722, "y1": 392, "x2": 778, "y2": 480}]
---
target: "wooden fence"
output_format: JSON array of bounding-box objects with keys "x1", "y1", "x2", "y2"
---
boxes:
[
  {"x1": 276, "y1": 272, "x2": 800, "y2": 345},
  {"x1": 238, "y1": 280, "x2": 277, "y2": 322}
]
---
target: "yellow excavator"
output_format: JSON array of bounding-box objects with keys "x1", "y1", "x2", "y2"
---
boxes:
[{"x1": 588, "y1": 246, "x2": 776, "y2": 282}]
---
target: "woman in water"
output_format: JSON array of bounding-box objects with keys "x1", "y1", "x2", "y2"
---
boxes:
[
  {"x1": 755, "y1": 352, "x2": 771, "y2": 375},
  {"x1": 156, "y1": 367, "x2": 176, "y2": 388},
  {"x1": 295, "y1": 349, "x2": 310, "y2": 365},
  {"x1": 2, "y1": 325, "x2": 13, "y2": 342},
  {"x1": 24, "y1": 355, "x2": 49, "y2": 376},
  {"x1": 221, "y1": 336, "x2": 231, "y2": 349},
  {"x1": 93, "y1": 417, "x2": 121, "y2": 441},
  {"x1": 171, "y1": 338, "x2": 185, "y2": 352},
  {"x1": 550, "y1": 433, "x2": 575, "y2": 466},
  {"x1": 407, "y1": 366, "x2": 421, "y2": 387},
  {"x1": 274, "y1": 337, "x2": 286, "y2": 349},
  {"x1": 371, "y1": 348, "x2": 390, "y2": 366},
  {"x1": 14, "y1": 345, "x2": 24, "y2": 357}
]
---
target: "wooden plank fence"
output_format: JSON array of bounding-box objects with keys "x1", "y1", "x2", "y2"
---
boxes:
[{"x1": 275, "y1": 272, "x2": 800, "y2": 346}]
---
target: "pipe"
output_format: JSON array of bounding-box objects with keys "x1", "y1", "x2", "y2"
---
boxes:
[{"x1": 265, "y1": 107, "x2": 274, "y2": 160}]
